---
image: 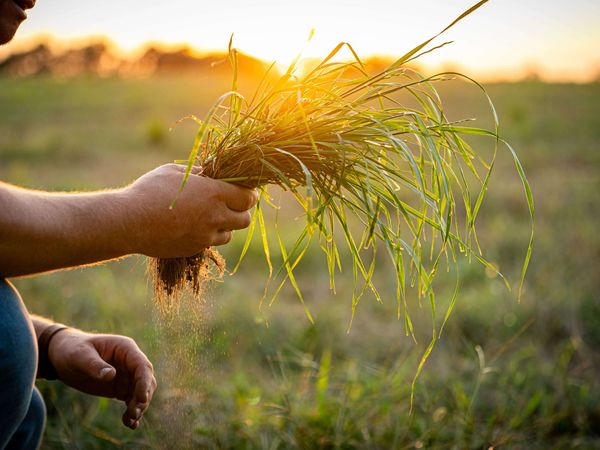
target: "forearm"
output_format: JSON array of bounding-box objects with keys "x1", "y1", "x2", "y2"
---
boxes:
[
  {"x1": 0, "y1": 164, "x2": 258, "y2": 277},
  {"x1": 30, "y1": 315, "x2": 68, "y2": 340},
  {"x1": 0, "y1": 182, "x2": 133, "y2": 277}
]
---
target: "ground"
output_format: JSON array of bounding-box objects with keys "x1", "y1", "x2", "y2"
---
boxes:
[{"x1": 1, "y1": 76, "x2": 599, "y2": 449}]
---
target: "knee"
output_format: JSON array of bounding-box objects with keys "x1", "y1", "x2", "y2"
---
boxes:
[
  {"x1": 0, "y1": 278, "x2": 37, "y2": 387},
  {"x1": 17, "y1": 388, "x2": 46, "y2": 450},
  {"x1": 4, "y1": 388, "x2": 46, "y2": 450},
  {"x1": 29, "y1": 388, "x2": 47, "y2": 429},
  {"x1": 0, "y1": 279, "x2": 38, "y2": 445}
]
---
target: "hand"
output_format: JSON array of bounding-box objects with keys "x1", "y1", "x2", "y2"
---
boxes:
[
  {"x1": 48, "y1": 329, "x2": 157, "y2": 430},
  {"x1": 124, "y1": 164, "x2": 258, "y2": 258}
]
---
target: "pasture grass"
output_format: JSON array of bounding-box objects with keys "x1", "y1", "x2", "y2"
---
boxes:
[{"x1": 1, "y1": 77, "x2": 599, "y2": 448}]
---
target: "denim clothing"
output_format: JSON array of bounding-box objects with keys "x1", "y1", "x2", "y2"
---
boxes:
[{"x1": 0, "y1": 279, "x2": 45, "y2": 450}]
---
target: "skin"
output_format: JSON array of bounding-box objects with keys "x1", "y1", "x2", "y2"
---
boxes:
[
  {"x1": 0, "y1": 164, "x2": 257, "y2": 276},
  {"x1": 32, "y1": 316, "x2": 157, "y2": 430},
  {"x1": 1, "y1": 0, "x2": 258, "y2": 431}
]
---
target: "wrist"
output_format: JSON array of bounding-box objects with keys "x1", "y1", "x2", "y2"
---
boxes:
[
  {"x1": 37, "y1": 323, "x2": 70, "y2": 380},
  {"x1": 104, "y1": 187, "x2": 140, "y2": 255},
  {"x1": 115, "y1": 185, "x2": 148, "y2": 255}
]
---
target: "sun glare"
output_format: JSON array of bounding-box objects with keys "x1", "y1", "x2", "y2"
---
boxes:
[{"x1": 5, "y1": 0, "x2": 600, "y2": 82}]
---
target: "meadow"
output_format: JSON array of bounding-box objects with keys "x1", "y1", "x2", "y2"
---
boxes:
[{"x1": 1, "y1": 75, "x2": 599, "y2": 449}]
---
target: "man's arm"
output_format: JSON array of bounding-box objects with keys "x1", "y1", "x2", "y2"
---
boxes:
[
  {"x1": 0, "y1": 164, "x2": 257, "y2": 277},
  {"x1": 0, "y1": 183, "x2": 134, "y2": 276}
]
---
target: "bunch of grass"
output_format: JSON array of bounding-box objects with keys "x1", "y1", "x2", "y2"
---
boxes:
[{"x1": 152, "y1": 0, "x2": 533, "y2": 389}]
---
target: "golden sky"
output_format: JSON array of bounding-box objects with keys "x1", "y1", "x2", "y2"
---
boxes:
[{"x1": 4, "y1": 0, "x2": 600, "y2": 81}]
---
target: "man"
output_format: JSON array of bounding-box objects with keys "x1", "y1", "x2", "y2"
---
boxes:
[{"x1": 0, "y1": 1, "x2": 258, "y2": 448}]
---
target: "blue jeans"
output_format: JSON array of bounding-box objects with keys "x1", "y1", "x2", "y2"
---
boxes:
[{"x1": 0, "y1": 279, "x2": 45, "y2": 450}]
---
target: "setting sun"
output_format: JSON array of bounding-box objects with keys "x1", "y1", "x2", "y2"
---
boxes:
[{"x1": 5, "y1": 0, "x2": 600, "y2": 82}]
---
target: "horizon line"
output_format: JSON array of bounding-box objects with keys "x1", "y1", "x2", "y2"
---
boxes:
[{"x1": 2, "y1": 34, "x2": 598, "y2": 84}]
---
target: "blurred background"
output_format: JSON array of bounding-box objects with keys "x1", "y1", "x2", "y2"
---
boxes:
[{"x1": 1, "y1": 0, "x2": 599, "y2": 448}]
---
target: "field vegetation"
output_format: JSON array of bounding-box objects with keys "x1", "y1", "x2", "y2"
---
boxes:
[{"x1": 1, "y1": 75, "x2": 599, "y2": 448}]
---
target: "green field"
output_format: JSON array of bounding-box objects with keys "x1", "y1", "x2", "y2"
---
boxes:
[{"x1": 1, "y1": 76, "x2": 599, "y2": 449}]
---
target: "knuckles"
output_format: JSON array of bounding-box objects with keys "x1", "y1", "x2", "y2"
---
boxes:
[
  {"x1": 118, "y1": 335, "x2": 138, "y2": 349},
  {"x1": 240, "y1": 211, "x2": 252, "y2": 229},
  {"x1": 238, "y1": 194, "x2": 256, "y2": 212},
  {"x1": 212, "y1": 231, "x2": 232, "y2": 246},
  {"x1": 244, "y1": 190, "x2": 260, "y2": 210}
]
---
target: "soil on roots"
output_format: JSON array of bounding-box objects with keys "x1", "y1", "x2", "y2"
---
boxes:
[{"x1": 150, "y1": 248, "x2": 225, "y2": 310}]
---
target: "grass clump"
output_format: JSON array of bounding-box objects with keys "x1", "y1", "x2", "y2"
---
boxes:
[{"x1": 152, "y1": 0, "x2": 534, "y2": 380}]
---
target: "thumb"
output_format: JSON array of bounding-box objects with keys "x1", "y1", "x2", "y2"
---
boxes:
[
  {"x1": 83, "y1": 354, "x2": 117, "y2": 381},
  {"x1": 98, "y1": 365, "x2": 117, "y2": 381},
  {"x1": 171, "y1": 163, "x2": 203, "y2": 175}
]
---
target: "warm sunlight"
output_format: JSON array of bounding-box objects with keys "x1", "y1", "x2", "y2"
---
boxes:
[
  {"x1": 2, "y1": 1, "x2": 600, "y2": 448},
  {"x1": 5, "y1": 0, "x2": 600, "y2": 82}
]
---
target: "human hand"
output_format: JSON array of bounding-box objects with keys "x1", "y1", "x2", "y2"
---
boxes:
[
  {"x1": 48, "y1": 329, "x2": 157, "y2": 430},
  {"x1": 123, "y1": 164, "x2": 258, "y2": 258}
]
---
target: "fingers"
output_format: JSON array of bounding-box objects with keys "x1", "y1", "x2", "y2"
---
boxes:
[
  {"x1": 217, "y1": 181, "x2": 259, "y2": 212},
  {"x1": 122, "y1": 366, "x2": 156, "y2": 429},
  {"x1": 213, "y1": 230, "x2": 233, "y2": 246},
  {"x1": 120, "y1": 345, "x2": 157, "y2": 430},
  {"x1": 221, "y1": 208, "x2": 253, "y2": 231},
  {"x1": 168, "y1": 163, "x2": 258, "y2": 212},
  {"x1": 122, "y1": 409, "x2": 139, "y2": 430},
  {"x1": 131, "y1": 363, "x2": 156, "y2": 413},
  {"x1": 87, "y1": 334, "x2": 156, "y2": 430}
]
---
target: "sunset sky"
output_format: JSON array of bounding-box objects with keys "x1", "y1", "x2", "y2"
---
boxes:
[{"x1": 4, "y1": 0, "x2": 599, "y2": 81}]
